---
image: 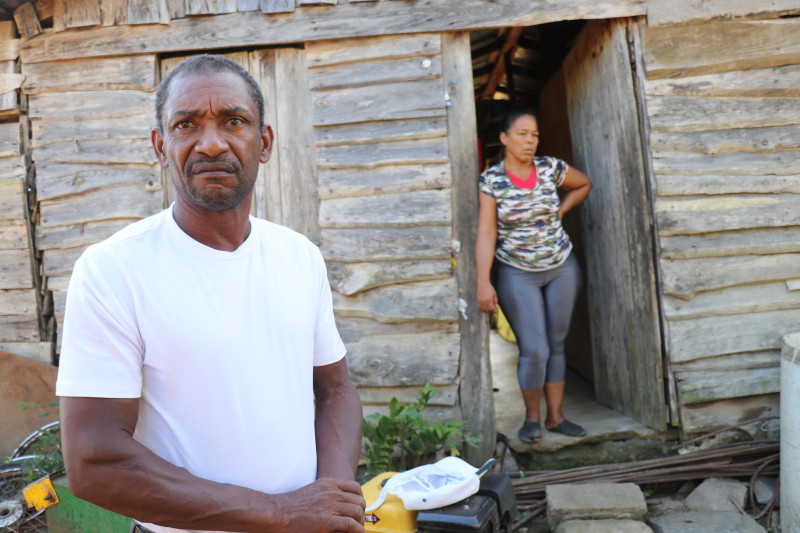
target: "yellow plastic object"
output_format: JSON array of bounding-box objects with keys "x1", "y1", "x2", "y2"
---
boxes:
[
  {"x1": 362, "y1": 472, "x2": 418, "y2": 533},
  {"x1": 23, "y1": 476, "x2": 59, "y2": 511},
  {"x1": 496, "y1": 306, "x2": 517, "y2": 343}
]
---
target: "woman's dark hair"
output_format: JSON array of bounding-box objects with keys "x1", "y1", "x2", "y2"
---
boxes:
[{"x1": 501, "y1": 110, "x2": 538, "y2": 134}]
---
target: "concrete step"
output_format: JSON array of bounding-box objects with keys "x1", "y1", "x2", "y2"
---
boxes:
[
  {"x1": 546, "y1": 482, "x2": 647, "y2": 529},
  {"x1": 647, "y1": 511, "x2": 766, "y2": 533},
  {"x1": 554, "y1": 519, "x2": 654, "y2": 532}
]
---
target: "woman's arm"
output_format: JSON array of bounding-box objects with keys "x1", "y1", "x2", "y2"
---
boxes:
[
  {"x1": 558, "y1": 166, "x2": 592, "y2": 218},
  {"x1": 476, "y1": 192, "x2": 499, "y2": 313}
]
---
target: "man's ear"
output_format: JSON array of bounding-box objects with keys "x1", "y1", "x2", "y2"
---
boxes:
[
  {"x1": 151, "y1": 128, "x2": 169, "y2": 168},
  {"x1": 260, "y1": 124, "x2": 274, "y2": 164}
]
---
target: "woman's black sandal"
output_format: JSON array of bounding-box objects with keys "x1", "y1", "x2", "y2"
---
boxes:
[
  {"x1": 547, "y1": 420, "x2": 586, "y2": 437},
  {"x1": 518, "y1": 421, "x2": 541, "y2": 443}
]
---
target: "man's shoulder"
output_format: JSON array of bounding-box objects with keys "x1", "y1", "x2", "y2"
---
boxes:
[
  {"x1": 251, "y1": 217, "x2": 320, "y2": 254},
  {"x1": 79, "y1": 210, "x2": 169, "y2": 264}
]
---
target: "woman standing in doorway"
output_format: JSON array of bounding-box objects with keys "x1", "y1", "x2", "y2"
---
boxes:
[{"x1": 476, "y1": 110, "x2": 592, "y2": 443}]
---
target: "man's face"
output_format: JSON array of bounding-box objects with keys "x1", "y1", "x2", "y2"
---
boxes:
[{"x1": 152, "y1": 70, "x2": 273, "y2": 211}]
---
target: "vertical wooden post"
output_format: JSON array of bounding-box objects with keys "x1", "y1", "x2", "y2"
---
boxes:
[{"x1": 441, "y1": 31, "x2": 496, "y2": 464}]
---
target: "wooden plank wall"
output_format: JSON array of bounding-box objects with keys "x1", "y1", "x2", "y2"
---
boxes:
[
  {"x1": 642, "y1": 15, "x2": 800, "y2": 432},
  {"x1": 306, "y1": 34, "x2": 461, "y2": 420},
  {"x1": 22, "y1": 53, "x2": 162, "y2": 348}
]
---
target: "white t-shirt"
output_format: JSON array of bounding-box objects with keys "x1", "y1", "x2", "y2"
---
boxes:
[{"x1": 56, "y1": 206, "x2": 346, "y2": 533}]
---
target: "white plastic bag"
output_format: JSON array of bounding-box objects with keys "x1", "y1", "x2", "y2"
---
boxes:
[{"x1": 364, "y1": 456, "x2": 480, "y2": 512}]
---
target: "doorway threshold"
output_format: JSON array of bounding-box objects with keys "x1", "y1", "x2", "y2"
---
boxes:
[{"x1": 490, "y1": 330, "x2": 670, "y2": 456}]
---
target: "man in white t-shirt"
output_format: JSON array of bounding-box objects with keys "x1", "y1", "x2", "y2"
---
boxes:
[{"x1": 56, "y1": 55, "x2": 366, "y2": 533}]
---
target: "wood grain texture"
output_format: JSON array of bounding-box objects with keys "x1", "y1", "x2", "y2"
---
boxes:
[
  {"x1": 28, "y1": 90, "x2": 154, "y2": 120},
  {"x1": 0, "y1": 288, "x2": 37, "y2": 316},
  {"x1": 657, "y1": 174, "x2": 800, "y2": 197},
  {"x1": 0, "y1": 249, "x2": 34, "y2": 289},
  {"x1": 308, "y1": 55, "x2": 441, "y2": 91},
  {"x1": 0, "y1": 157, "x2": 25, "y2": 180},
  {"x1": 22, "y1": 55, "x2": 157, "y2": 94},
  {"x1": 318, "y1": 164, "x2": 450, "y2": 200},
  {"x1": 320, "y1": 226, "x2": 450, "y2": 262},
  {"x1": 0, "y1": 122, "x2": 20, "y2": 158},
  {"x1": 314, "y1": 117, "x2": 447, "y2": 146},
  {"x1": 13, "y1": 2, "x2": 42, "y2": 40},
  {"x1": 36, "y1": 162, "x2": 160, "y2": 201},
  {"x1": 32, "y1": 138, "x2": 156, "y2": 165},
  {"x1": 35, "y1": 219, "x2": 133, "y2": 250},
  {"x1": 645, "y1": 0, "x2": 800, "y2": 28},
  {"x1": 663, "y1": 281, "x2": 800, "y2": 320},
  {"x1": 671, "y1": 350, "x2": 779, "y2": 373},
  {"x1": 661, "y1": 253, "x2": 800, "y2": 300},
  {"x1": 0, "y1": 224, "x2": 28, "y2": 249},
  {"x1": 653, "y1": 152, "x2": 800, "y2": 177},
  {"x1": 316, "y1": 137, "x2": 448, "y2": 169},
  {"x1": 345, "y1": 331, "x2": 460, "y2": 387},
  {"x1": 442, "y1": 31, "x2": 495, "y2": 462},
  {"x1": 651, "y1": 124, "x2": 800, "y2": 156},
  {"x1": 0, "y1": 314, "x2": 40, "y2": 342},
  {"x1": 320, "y1": 189, "x2": 451, "y2": 228},
  {"x1": 127, "y1": 0, "x2": 170, "y2": 24},
  {"x1": 656, "y1": 193, "x2": 800, "y2": 236},
  {"x1": 647, "y1": 96, "x2": 800, "y2": 133},
  {"x1": 42, "y1": 247, "x2": 84, "y2": 276},
  {"x1": 327, "y1": 259, "x2": 451, "y2": 295},
  {"x1": 53, "y1": 0, "x2": 101, "y2": 31},
  {"x1": 642, "y1": 19, "x2": 800, "y2": 79},
  {"x1": 645, "y1": 64, "x2": 800, "y2": 98},
  {"x1": 249, "y1": 49, "x2": 280, "y2": 222},
  {"x1": 0, "y1": 341, "x2": 53, "y2": 363},
  {"x1": 675, "y1": 366, "x2": 779, "y2": 404},
  {"x1": 680, "y1": 393, "x2": 778, "y2": 434},
  {"x1": 38, "y1": 184, "x2": 162, "y2": 228},
  {"x1": 565, "y1": 20, "x2": 665, "y2": 429},
  {"x1": 20, "y1": 1, "x2": 645, "y2": 63},
  {"x1": 31, "y1": 115, "x2": 154, "y2": 147},
  {"x1": 260, "y1": 0, "x2": 294, "y2": 14},
  {"x1": 660, "y1": 226, "x2": 800, "y2": 260},
  {"x1": 0, "y1": 176, "x2": 25, "y2": 222},
  {"x1": 306, "y1": 33, "x2": 441, "y2": 68},
  {"x1": 332, "y1": 278, "x2": 458, "y2": 323},
  {"x1": 669, "y1": 308, "x2": 800, "y2": 362},
  {"x1": 101, "y1": 0, "x2": 127, "y2": 25},
  {"x1": 185, "y1": 0, "x2": 217, "y2": 15}
]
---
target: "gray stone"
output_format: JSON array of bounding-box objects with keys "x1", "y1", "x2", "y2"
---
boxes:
[
  {"x1": 546, "y1": 482, "x2": 648, "y2": 529},
  {"x1": 753, "y1": 476, "x2": 777, "y2": 506},
  {"x1": 647, "y1": 512, "x2": 766, "y2": 533},
  {"x1": 554, "y1": 519, "x2": 654, "y2": 533},
  {"x1": 647, "y1": 495, "x2": 687, "y2": 517},
  {"x1": 685, "y1": 478, "x2": 748, "y2": 512}
]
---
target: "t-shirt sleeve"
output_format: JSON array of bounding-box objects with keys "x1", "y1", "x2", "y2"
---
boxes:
[
  {"x1": 553, "y1": 157, "x2": 570, "y2": 187},
  {"x1": 478, "y1": 170, "x2": 494, "y2": 197},
  {"x1": 312, "y1": 247, "x2": 347, "y2": 367},
  {"x1": 56, "y1": 250, "x2": 144, "y2": 399}
]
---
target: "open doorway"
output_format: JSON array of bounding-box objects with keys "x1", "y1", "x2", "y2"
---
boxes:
[{"x1": 471, "y1": 19, "x2": 668, "y2": 446}]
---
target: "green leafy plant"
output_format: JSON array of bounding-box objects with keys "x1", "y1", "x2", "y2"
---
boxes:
[
  {"x1": 10, "y1": 402, "x2": 63, "y2": 481},
  {"x1": 362, "y1": 383, "x2": 479, "y2": 474}
]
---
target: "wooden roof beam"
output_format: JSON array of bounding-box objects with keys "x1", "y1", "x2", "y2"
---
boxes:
[{"x1": 479, "y1": 26, "x2": 523, "y2": 100}]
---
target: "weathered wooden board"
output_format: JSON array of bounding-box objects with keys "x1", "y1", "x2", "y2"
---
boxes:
[
  {"x1": 248, "y1": 49, "x2": 280, "y2": 222},
  {"x1": 671, "y1": 350, "x2": 780, "y2": 373},
  {"x1": 0, "y1": 157, "x2": 25, "y2": 181},
  {"x1": 661, "y1": 253, "x2": 800, "y2": 300},
  {"x1": 442, "y1": 31, "x2": 495, "y2": 462},
  {"x1": 42, "y1": 247, "x2": 85, "y2": 276},
  {"x1": 0, "y1": 288, "x2": 37, "y2": 316},
  {"x1": 668, "y1": 308, "x2": 800, "y2": 362},
  {"x1": 53, "y1": 0, "x2": 102, "y2": 31},
  {"x1": 36, "y1": 162, "x2": 160, "y2": 201},
  {"x1": 101, "y1": 0, "x2": 127, "y2": 25},
  {"x1": 20, "y1": 1, "x2": 645, "y2": 63},
  {"x1": 675, "y1": 366, "x2": 779, "y2": 405},
  {"x1": 653, "y1": 151, "x2": 800, "y2": 177},
  {"x1": 0, "y1": 342, "x2": 53, "y2": 363},
  {"x1": 335, "y1": 317, "x2": 459, "y2": 343},
  {"x1": 656, "y1": 174, "x2": 800, "y2": 197},
  {"x1": 647, "y1": 96, "x2": 800, "y2": 133},
  {"x1": 320, "y1": 226, "x2": 451, "y2": 262},
  {"x1": 642, "y1": 19, "x2": 800, "y2": 78},
  {"x1": 663, "y1": 281, "x2": 800, "y2": 320},
  {"x1": 679, "y1": 393, "x2": 778, "y2": 434},
  {"x1": 38, "y1": 184, "x2": 162, "y2": 228},
  {"x1": 14, "y1": 2, "x2": 43, "y2": 40},
  {"x1": 32, "y1": 138, "x2": 156, "y2": 165},
  {"x1": 645, "y1": 0, "x2": 800, "y2": 27},
  {"x1": 0, "y1": 177, "x2": 25, "y2": 222},
  {"x1": 0, "y1": 122, "x2": 20, "y2": 158},
  {"x1": 0, "y1": 35, "x2": 18, "y2": 62},
  {"x1": 22, "y1": 55, "x2": 157, "y2": 94},
  {"x1": 0, "y1": 73, "x2": 24, "y2": 95},
  {"x1": 645, "y1": 64, "x2": 800, "y2": 98},
  {"x1": 127, "y1": 0, "x2": 170, "y2": 24},
  {"x1": 236, "y1": 0, "x2": 261, "y2": 12},
  {"x1": 28, "y1": 90, "x2": 154, "y2": 120},
  {"x1": 261, "y1": 0, "x2": 294, "y2": 14},
  {"x1": 314, "y1": 117, "x2": 447, "y2": 147},
  {"x1": 316, "y1": 137, "x2": 449, "y2": 169},
  {"x1": 309, "y1": 55, "x2": 442, "y2": 91},
  {"x1": 320, "y1": 189, "x2": 451, "y2": 228},
  {"x1": 0, "y1": 315, "x2": 39, "y2": 342},
  {"x1": 565, "y1": 20, "x2": 666, "y2": 429},
  {"x1": 345, "y1": 331, "x2": 460, "y2": 387},
  {"x1": 31, "y1": 115, "x2": 154, "y2": 147},
  {"x1": 651, "y1": 124, "x2": 800, "y2": 155},
  {"x1": 660, "y1": 226, "x2": 800, "y2": 260},
  {"x1": 0, "y1": 223, "x2": 28, "y2": 249},
  {"x1": 358, "y1": 382, "x2": 459, "y2": 406},
  {"x1": 35, "y1": 219, "x2": 133, "y2": 250},
  {"x1": 306, "y1": 33, "x2": 441, "y2": 68},
  {"x1": 0, "y1": 60, "x2": 18, "y2": 115},
  {"x1": 656, "y1": 193, "x2": 800, "y2": 236},
  {"x1": 0, "y1": 249, "x2": 33, "y2": 289},
  {"x1": 184, "y1": 0, "x2": 216, "y2": 15},
  {"x1": 311, "y1": 79, "x2": 446, "y2": 126},
  {"x1": 332, "y1": 278, "x2": 458, "y2": 323},
  {"x1": 318, "y1": 164, "x2": 451, "y2": 200},
  {"x1": 327, "y1": 259, "x2": 452, "y2": 295},
  {"x1": 45, "y1": 275, "x2": 71, "y2": 292}
]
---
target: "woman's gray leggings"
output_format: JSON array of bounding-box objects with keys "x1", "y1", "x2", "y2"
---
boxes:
[{"x1": 494, "y1": 253, "x2": 581, "y2": 390}]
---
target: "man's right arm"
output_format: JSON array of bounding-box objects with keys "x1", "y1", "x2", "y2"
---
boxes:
[{"x1": 61, "y1": 396, "x2": 366, "y2": 533}]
